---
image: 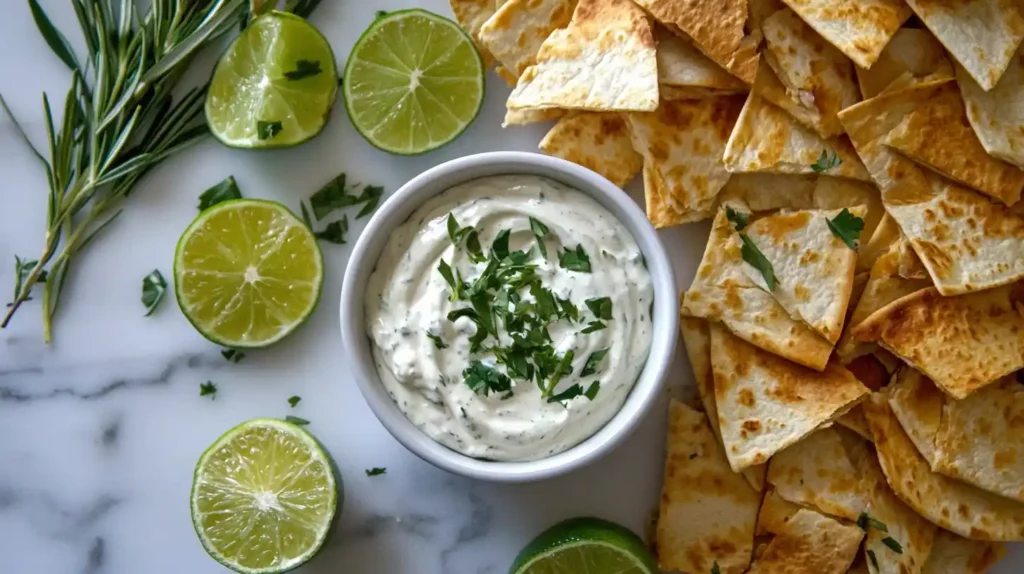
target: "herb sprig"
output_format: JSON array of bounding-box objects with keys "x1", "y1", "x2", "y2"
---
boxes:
[
  {"x1": 723, "y1": 206, "x2": 777, "y2": 291},
  {"x1": 198, "y1": 176, "x2": 242, "y2": 211},
  {"x1": 811, "y1": 148, "x2": 843, "y2": 173},
  {"x1": 300, "y1": 173, "x2": 383, "y2": 244},
  {"x1": 827, "y1": 208, "x2": 865, "y2": 250}
]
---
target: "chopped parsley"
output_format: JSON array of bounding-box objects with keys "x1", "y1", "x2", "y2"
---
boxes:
[
  {"x1": 464, "y1": 361, "x2": 513, "y2": 397},
  {"x1": 529, "y1": 216, "x2": 549, "y2": 256},
  {"x1": 309, "y1": 173, "x2": 383, "y2": 220},
  {"x1": 827, "y1": 208, "x2": 865, "y2": 249},
  {"x1": 141, "y1": 270, "x2": 167, "y2": 316},
  {"x1": 881, "y1": 536, "x2": 903, "y2": 554},
  {"x1": 257, "y1": 120, "x2": 282, "y2": 140},
  {"x1": 867, "y1": 549, "x2": 879, "y2": 571},
  {"x1": 285, "y1": 415, "x2": 310, "y2": 426},
  {"x1": 427, "y1": 332, "x2": 448, "y2": 349},
  {"x1": 446, "y1": 213, "x2": 486, "y2": 262},
  {"x1": 199, "y1": 381, "x2": 217, "y2": 398},
  {"x1": 221, "y1": 349, "x2": 245, "y2": 363},
  {"x1": 559, "y1": 244, "x2": 591, "y2": 273},
  {"x1": 197, "y1": 176, "x2": 241, "y2": 211},
  {"x1": 739, "y1": 234, "x2": 776, "y2": 291},
  {"x1": 857, "y1": 512, "x2": 888, "y2": 533},
  {"x1": 288, "y1": 395, "x2": 301, "y2": 408},
  {"x1": 283, "y1": 59, "x2": 322, "y2": 81},
  {"x1": 313, "y1": 216, "x2": 348, "y2": 244},
  {"x1": 811, "y1": 148, "x2": 842, "y2": 173},
  {"x1": 711, "y1": 562, "x2": 721, "y2": 574},
  {"x1": 725, "y1": 205, "x2": 749, "y2": 231},
  {"x1": 366, "y1": 467, "x2": 387, "y2": 476},
  {"x1": 584, "y1": 381, "x2": 600, "y2": 400},
  {"x1": 580, "y1": 349, "x2": 609, "y2": 377},
  {"x1": 581, "y1": 320, "x2": 606, "y2": 334},
  {"x1": 585, "y1": 297, "x2": 613, "y2": 320}
]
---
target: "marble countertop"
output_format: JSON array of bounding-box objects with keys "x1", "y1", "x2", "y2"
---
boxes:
[{"x1": 1, "y1": 1, "x2": 1021, "y2": 573}]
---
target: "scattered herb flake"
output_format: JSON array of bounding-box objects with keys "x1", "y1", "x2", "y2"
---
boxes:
[
  {"x1": 857, "y1": 512, "x2": 888, "y2": 533},
  {"x1": 557, "y1": 297, "x2": 578, "y2": 322},
  {"x1": 581, "y1": 320, "x2": 606, "y2": 334},
  {"x1": 257, "y1": 120, "x2": 282, "y2": 140},
  {"x1": 580, "y1": 348, "x2": 609, "y2": 377},
  {"x1": 725, "y1": 205, "x2": 749, "y2": 231},
  {"x1": 464, "y1": 361, "x2": 513, "y2": 397},
  {"x1": 313, "y1": 215, "x2": 348, "y2": 244},
  {"x1": 221, "y1": 349, "x2": 245, "y2": 363},
  {"x1": 427, "y1": 332, "x2": 448, "y2": 349},
  {"x1": 366, "y1": 467, "x2": 387, "y2": 476},
  {"x1": 529, "y1": 217, "x2": 549, "y2": 257},
  {"x1": 827, "y1": 208, "x2": 865, "y2": 250},
  {"x1": 309, "y1": 174, "x2": 383, "y2": 220},
  {"x1": 285, "y1": 415, "x2": 310, "y2": 426},
  {"x1": 585, "y1": 297, "x2": 612, "y2": 320},
  {"x1": 199, "y1": 381, "x2": 217, "y2": 398},
  {"x1": 197, "y1": 176, "x2": 241, "y2": 211},
  {"x1": 288, "y1": 395, "x2": 301, "y2": 408},
  {"x1": 584, "y1": 381, "x2": 600, "y2": 400},
  {"x1": 375, "y1": 10, "x2": 387, "y2": 18},
  {"x1": 492, "y1": 229, "x2": 511, "y2": 260},
  {"x1": 283, "y1": 59, "x2": 322, "y2": 81},
  {"x1": 811, "y1": 148, "x2": 843, "y2": 173},
  {"x1": 711, "y1": 562, "x2": 721, "y2": 574},
  {"x1": 546, "y1": 383, "x2": 583, "y2": 403},
  {"x1": 559, "y1": 244, "x2": 591, "y2": 273},
  {"x1": 881, "y1": 536, "x2": 903, "y2": 554},
  {"x1": 867, "y1": 549, "x2": 879, "y2": 571},
  {"x1": 141, "y1": 270, "x2": 167, "y2": 317},
  {"x1": 739, "y1": 234, "x2": 776, "y2": 291}
]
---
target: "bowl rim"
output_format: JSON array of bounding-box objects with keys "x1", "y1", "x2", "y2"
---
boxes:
[{"x1": 340, "y1": 151, "x2": 678, "y2": 482}]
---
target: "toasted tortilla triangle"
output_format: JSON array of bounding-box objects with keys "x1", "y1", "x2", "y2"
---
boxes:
[
  {"x1": 655, "y1": 25, "x2": 747, "y2": 93},
  {"x1": 747, "y1": 508, "x2": 864, "y2": 574},
  {"x1": 904, "y1": 0, "x2": 1024, "y2": 91},
  {"x1": 857, "y1": 212, "x2": 900, "y2": 272},
  {"x1": 740, "y1": 207, "x2": 864, "y2": 343},
  {"x1": 502, "y1": 107, "x2": 565, "y2": 127},
  {"x1": 957, "y1": 46, "x2": 1024, "y2": 171},
  {"x1": 895, "y1": 235, "x2": 929, "y2": 280},
  {"x1": 852, "y1": 283, "x2": 1024, "y2": 399},
  {"x1": 756, "y1": 487, "x2": 802, "y2": 536},
  {"x1": 755, "y1": 7, "x2": 861, "y2": 139},
  {"x1": 857, "y1": 27, "x2": 953, "y2": 99},
  {"x1": 538, "y1": 112, "x2": 641, "y2": 187},
  {"x1": 449, "y1": 0, "x2": 508, "y2": 65},
  {"x1": 681, "y1": 207, "x2": 835, "y2": 370},
  {"x1": 627, "y1": 97, "x2": 745, "y2": 227},
  {"x1": 863, "y1": 463, "x2": 938, "y2": 574},
  {"x1": 478, "y1": 0, "x2": 576, "y2": 78},
  {"x1": 779, "y1": 0, "x2": 911, "y2": 69},
  {"x1": 657, "y1": 400, "x2": 759, "y2": 574},
  {"x1": 633, "y1": 0, "x2": 760, "y2": 84},
  {"x1": 887, "y1": 367, "x2": 944, "y2": 468},
  {"x1": 506, "y1": 0, "x2": 658, "y2": 112},
  {"x1": 811, "y1": 177, "x2": 884, "y2": 240},
  {"x1": 922, "y1": 530, "x2": 1006, "y2": 574},
  {"x1": 717, "y1": 173, "x2": 818, "y2": 212},
  {"x1": 710, "y1": 324, "x2": 869, "y2": 471},
  {"x1": 862, "y1": 392, "x2": 1024, "y2": 541},
  {"x1": 724, "y1": 93, "x2": 871, "y2": 181},
  {"x1": 882, "y1": 83, "x2": 1024, "y2": 205}
]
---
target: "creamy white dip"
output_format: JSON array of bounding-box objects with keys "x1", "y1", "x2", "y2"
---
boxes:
[{"x1": 364, "y1": 175, "x2": 653, "y2": 461}]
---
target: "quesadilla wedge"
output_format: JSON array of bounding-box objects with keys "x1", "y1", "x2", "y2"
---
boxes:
[
  {"x1": 852, "y1": 282, "x2": 1024, "y2": 399},
  {"x1": 656, "y1": 25, "x2": 748, "y2": 94},
  {"x1": 681, "y1": 206, "x2": 835, "y2": 370},
  {"x1": 957, "y1": 47, "x2": 1024, "y2": 171},
  {"x1": 779, "y1": 0, "x2": 911, "y2": 69},
  {"x1": 724, "y1": 93, "x2": 871, "y2": 181},
  {"x1": 747, "y1": 508, "x2": 864, "y2": 573},
  {"x1": 922, "y1": 530, "x2": 1006, "y2": 574},
  {"x1": 628, "y1": 97, "x2": 745, "y2": 227},
  {"x1": 449, "y1": 0, "x2": 507, "y2": 65},
  {"x1": 863, "y1": 469, "x2": 938, "y2": 574},
  {"x1": 657, "y1": 400, "x2": 759, "y2": 574},
  {"x1": 717, "y1": 173, "x2": 818, "y2": 212},
  {"x1": 882, "y1": 83, "x2": 1024, "y2": 205},
  {"x1": 756, "y1": 487, "x2": 802, "y2": 536},
  {"x1": 506, "y1": 0, "x2": 658, "y2": 112},
  {"x1": 710, "y1": 324, "x2": 869, "y2": 471},
  {"x1": 538, "y1": 112, "x2": 641, "y2": 186},
  {"x1": 633, "y1": 0, "x2": 760, "y2": 84},
  {"x1": 864, "y1": 393, "x2": 1024, "y2": 541},
  {"x1": 856, "y1": 27, "x2": 953, "y2": 99},
  {"x1": 887, "y1": 367, "x2": 944, "y2": 468},
  {"x1": 904, "y1": 0, "x2": 1024, "y2": 91},
  {"x1": 478, "y1": 0, "x2": 576, "y2": 79},
  {"x1": 740, "y1": 206, "x2": 866, "y2": 343},
  {"x1": 756, "y1": 7, "x2": 861, "y2": 139}
]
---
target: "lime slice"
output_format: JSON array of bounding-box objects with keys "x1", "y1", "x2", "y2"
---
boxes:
[
  {"x1": 174, "y1": 199, "x2": 323, "y2": 348},
  {"x1": 343, "y1": 9, "x2": 485, "y2": 155},
  {"x1": 510, "y1": 517, "x2": 658, "y2": 574},
  {"x1": 206, "y1": 11, "x2": 338, "y2": 148},
  {"x1": 191, "y1": 418, "x2": 339, "y2": 573}
]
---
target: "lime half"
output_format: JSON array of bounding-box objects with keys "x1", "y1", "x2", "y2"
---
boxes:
[
  {"x1": 344, "y1": 9, "x2": 485, "y2": 155},
  {"x1": 510, "y1": 517, "x2": 658, "y2": 574},
  {"x1": 206, "y1": 11, "x2": 338, "y2": 148},
  {"x1": 191, "y1": 418, "x2": 339, "y2": 573},
  {"x1": 174, "y1": 199, "x2": 323, "y2": 348}
]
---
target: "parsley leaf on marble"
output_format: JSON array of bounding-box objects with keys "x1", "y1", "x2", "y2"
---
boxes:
[
  {"x1": 559, "y1": 244, "x2": 591, "y2": 273},
  {"x1": 725, "y1": 205, "x2": 748, "y2": 231},
  {"x1": 197, "y1": 176, "x2": 242, "y2": 211},
  {"x1": 141, "y1": 269, "x2": 167, "y2": 316},
  {"x1": 288, "y1": 395, "x2": 301, "y2": 408},
  {"x1": 257, "y1": 120, "x2": 282, "y2": 140},
  {"x1": 221, "y1": 349, "x2": 245, "y2": 363},
  {"x1": 580, "y1": 348, "x2": 609, "y2": 377},
  {"x1": 313, "y1": 215, "x2": 348, "y2": 244},
  {"x1": 739, "y1": 234, "x2": 776, "y2": 291},
  {"x1": 366, "y1": 467, "x2": 387, "y2": 476},
  {"x1": 811, "y1": 148, "x2": 842, "y2": 173},
  {"x1": 529, "y1": 217, "x2": 549, "y2": 257},
  {"x1": 283, "y1": 59, "x2": 322, "y2": 80},
  {"x1": 827, "y1": 208, "x2": 865, "y2": 250},
  {"x1": 285, "y1": 415, "x2": 310, "y2": 426},
  {"x1": 199, "y1": 381, "x2": 217, "y2": 398},
  {"x1": 309, "y1": 173, "x2": 383, "y2": 220}
]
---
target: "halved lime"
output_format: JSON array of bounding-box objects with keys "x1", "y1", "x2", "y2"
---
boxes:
[
  {"x1": 206, "y1": 11, "x2": 338, "y2": 148},
  {"x1": 191, "y1": 418, "x2": 339, "y2": 573},
  {"x1": 510, "y1": 517, "x2": 658, "y2": 574},
  {"x1": 343, "y1": 9, "x2": 485, "y2": 155},
  {"x1": 174, "y1": 199, "x2": 323, "y2": 348}
]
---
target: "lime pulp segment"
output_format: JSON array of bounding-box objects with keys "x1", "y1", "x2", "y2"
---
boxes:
[{"x1": 344, "y1": 9, "x2": 485, "y2": 155}]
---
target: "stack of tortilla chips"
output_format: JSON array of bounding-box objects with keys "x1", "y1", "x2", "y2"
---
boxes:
[{"x1": 448, "y1": 1, "x2": 1024, "y2": 572}]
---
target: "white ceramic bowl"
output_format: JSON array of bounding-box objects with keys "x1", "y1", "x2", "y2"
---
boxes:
[{"x1": 340, "y1": 152, "x2": 678, "y2": 482}]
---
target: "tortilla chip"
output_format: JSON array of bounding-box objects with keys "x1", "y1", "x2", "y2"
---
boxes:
[
  {"x1": 502, "y1": 107, "x2": 564, "y2": 126},
  {"x1": 627, "y1": 97, "x2": 745, "y2": 226},
  {"x1": 856, "y1": 27, "x2": 953, "y2": 99},
  {"x1": 767, "y1": 427, "x2": 870, "y2": 521},
  {"x1": 756, "y1": 487, "x2": 802, "y2": 536},
  {"x1": 895, "y1": 235, "x2": 928, "y2": 280},
  {"x1": 740, "y1": 206, "x2": 865, "y2": 343},
  {"x1": 710, "y1": 324, "x2": 869, "y2": 471},
  {"x1": 852, "y1": 283, "x2": 1024, "y2": 399},
  {"x1": 449, "y1": 0, "x2": 507, "y2": 65},
  {"x1": 857, "y1": 212, "x2": 900, "y2": 272},
  {"x1": 657, "y1": 400, "x2": 759, "y2": 574},
  {"x1": 863, "y1": 468, "x2": 938, "y2": 574},
  {"x1": 478, "y1": 0, "x2": 577, "y2": 78},
  {"x1": 681, "y1": 207, "x2": 835, "y2": 370},
  {"x1": 862, "y1": 392, "x2": 1024, "y2": 541},
  {"x1": 810, "y1": 176, "x2": 884, "y2": 241},
  {"x1": 660, "y1": 84, "x2": 745, "y2": 101},
  {"x1": 656, "y1": 25, "x2": 747, "y2": 93},
  {"x1": 957, "y1": 46, "x2": 1024, "y2": 171},
  {"x1": 724, "y1": 94, "x2": 871, "y2": 181},
  {"x1": 717, "y1": 173, "x2": 818, "y2": 212},
  {"x1": 633, "y1": 0, "x2": 760, "y2": 84},
  {"x1": 506, "y1": 0, "x2": 658, "y2": 112},
  {"x1": 538, "y1": 112, "x2": 641, "y2": 186},
  {"x1": 904, "y1": 0, "x2": 1024, "y2": 91},
  {"x1": 887, "y1": 367, "x2": 944, "y2": 468},
  {"x1": 756, "y1": 7, "x2": 861, "y2": 139},
  {"x1": 837, "y1": 405, "x2": 872, "y2": 441},
  {"x1": 779, "y1": 0, "x2": 911, "y2": 69},
  {"x1": 882, "y1": 83, "x2": 1024, "y2": 205},
  {"x1": 747, "y1": 508, "x2": 864, "y2": 573},
  {"x1": 922, "y1": 530, "x2": 1006, "y2": 574}
]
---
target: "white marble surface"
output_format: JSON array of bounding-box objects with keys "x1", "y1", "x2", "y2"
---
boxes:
[{"x1": 0, "y1": 1, "x2": 1020, "y2": 573}]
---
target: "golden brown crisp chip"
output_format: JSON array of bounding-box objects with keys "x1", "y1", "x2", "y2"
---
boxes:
[
  {"x1": 887, "y1": 367, "x2": 944, "y2": 468},
  {"x1": 503, "y1": 107, "x2": 564, "y2": 127},
  {"x1": 852, "y1": 283, "x2": 1024, "y2": 399},
  {"x1": 863, "y1": 466, "x2": 938, "y2": 574},
  {"x1": 779, "y1": 0, "x2": 911, "y2": 69},
  {"x1": 856, "y1": 27, "x2": 953, "y2": 99},
  {"x1": 810, "y1": 176, "x2": 884, "y2": 240},
  {"x1": 478, "y1": 0, "x2": 577, "y2": 78},
  {"x1": 449, "y1": 0, "x2": 507, "y2": 66},
  {"x1": 655, "y1": 25, "x2": 748, "y2": 94},
  {"x1": 836, "y1": 405, "x2": 872, "y2": 441},
  {"x1": 657, "y1": 400, "x2": 759, "y2": 574},
  {"x1": 922, "y1": 530, "x2": 1006, "y2": 574},
  {"x1": 958, "y1": 47, "x2": 1024, "y2": 171},
  {"x1": 717, "y1": 173, "x2": 818, "y2": 212},
  {"x1": 857, "y1": 212, "x2": 900, "y2": 273},
  {"x1": 710, "y1": 324, "x2": 869, "y2": 471},
  {"x1": 747, "y1": 509, "x2": 864, "y2": 573},
  {"x1": 538, "y1": 112, "x2": 641, "y2": 186},
  {"x1": 756, "y1": 487, "x2": 802, "y2": 536}
]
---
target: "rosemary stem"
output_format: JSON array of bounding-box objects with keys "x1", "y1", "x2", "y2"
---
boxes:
[{"x1": 0, "y1": 232, "x2": 59, "y2": 328}]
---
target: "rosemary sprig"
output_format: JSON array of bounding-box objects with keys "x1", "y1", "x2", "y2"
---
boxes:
[{"x1": 1, "y1": 0, "x2": 247, "y2": 341}]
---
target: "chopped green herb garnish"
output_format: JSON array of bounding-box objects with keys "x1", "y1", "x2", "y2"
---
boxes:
[
  {"x1": 464, "y1": 361, "x2": 513, "y2": 397},
  {"x1": 375, "y1": 10, "x2": 387, "y2": 18},
  {"x1": 559, "y1": 244, "x2": 591, "y2": 273},
  {"x1": 529, "y1": 217, "x2": 549, "y2": 257},
  {"x1": 288, "y1": 395, "x2": 301, "y2": 408},
  {"x1": 584, "y1": 381, "x2": 600, "y2": 400},
  {"x1": 725, "y1": 205, "x2": 749, "y2": 231},
  {"x1": 557, "y1": 297, "x2": 579, "y2": 322},
  {"x1": 581, "y1": 320, "x2": 606, "y2": 334},
  {"x1": 257, "y1": 120, "x2": 282, "y2": 140},
  {"x1": 285, "y1": 415, "x2": 310, "y2": 426},
  {"x1": 427, "y1": 332, "x2": 448, "y2": 349},
  {"x1": 309, "y1": 173, "x2": 383, "y2": 220},
  {"x1": 197, "y1": 176, "x2": 241, "y2": 211},
  {"x1": 446, "y1": 214, "x2": 486, "y2": 262},
  {"x1": 545, "y1": 350, "x2": 574, "y2": 397},
  {"x1": 313, "y1": 215, "x2": 348, "y2": 244},
  {"x1": 811, "y1": 148, "x2": 842, "y2": 173},
  {"x1": 585, "y1": 297, "x2": 613, "y2": 320},
  {"x1": 580, "y1": 348, "x2": 609, "y2": 377},
  {"x1": 366, "y1": 467, "x2": 387, "y2": 476},
  {"x1": 199, "y1": 381, "x2": 217, "y2": 398},
  {"x1": 711, "y1": 561, "x2": 721, "y2": 574},
  {"x1": 857, "y1": 512, "x2": 888, "y2": 533},
  {"x1": 881, "y1": 536, "x2": 903, "y2": 554},
  {"x1": 867, "y1": 549, "x2": 879, "y2": 571},
  {"x1": 547, "y1": 383, "x2": 584, "y2": 403},
  {"x1": 221, "y1": 349, "x2": 245, "y2": 363},
  {"x1": 492, "y1": 229, "x2": 511, "y2": 260},
  {"x1": 141, "y1": 269, "x2": 167, "y2": 317},
  {"x1": 283, "y1": 59, "x2": 322, "y2": 80},
  {"x1": 827, "y1": 208, "x2": 865, "y2": 250},
  {"x1": 739, "y1": 234, "x2": 776, "y2": 291}
]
